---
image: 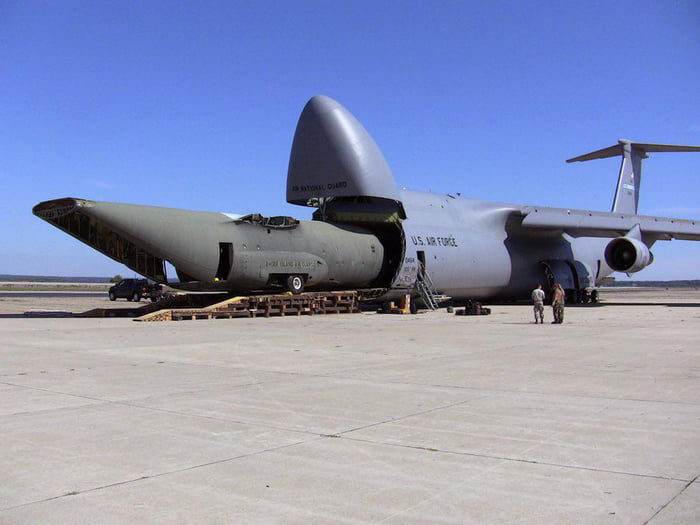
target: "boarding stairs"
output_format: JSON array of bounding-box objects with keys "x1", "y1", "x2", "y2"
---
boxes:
[{"x1": 416, "y1": 270, "x2": 449, "y2": 310}]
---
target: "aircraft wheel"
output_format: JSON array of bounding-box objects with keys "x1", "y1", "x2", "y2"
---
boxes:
[
  {"x1": 286, "y1": 275, "x2": 304, "y2": 294},
  {"x1": 109, "y1": 292, "x2": 116, "y2": 301},
  {"x1": 131, "y1": 292, "x2": 141, "y2": 302}
]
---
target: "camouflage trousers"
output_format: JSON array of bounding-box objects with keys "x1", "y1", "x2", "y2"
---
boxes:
[
  {"x1": 533, "y1": 302, "x2": 544, "y2": 323},
  {"x1": 552, "y1": 303, "x2": 564, "y2": 324}
]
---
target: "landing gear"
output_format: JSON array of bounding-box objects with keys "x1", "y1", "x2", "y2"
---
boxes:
[
  {"x1": 565, "y1": 289, "x2": 580, "y2": 304},
  {"x1": 563, "y1": 288, "x2": 599, "y2": 304},
  {"x1": 286, "y1": 275, "x2": 304, "y2": 294}
]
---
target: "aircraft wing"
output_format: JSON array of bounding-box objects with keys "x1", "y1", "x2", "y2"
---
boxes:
[{"x1": 519, "y1": 206, "x2": 700, "y2": 241}]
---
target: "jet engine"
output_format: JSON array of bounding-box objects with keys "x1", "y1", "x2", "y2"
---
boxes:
[{"x1": 604, "y1": 236, "x2": 653, "y2": 273}]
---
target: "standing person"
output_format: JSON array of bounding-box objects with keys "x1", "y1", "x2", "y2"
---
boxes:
[
  {"x1": 551, "y1": 283, "x2": 566, "y2": 324},
  {"x1": 531, "y1": 284, "x2": 545, "y2": 324}
]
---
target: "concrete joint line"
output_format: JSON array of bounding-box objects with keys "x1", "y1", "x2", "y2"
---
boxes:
[{"x1": 642, "y1": 474, "x2": 699, "y2": 524}]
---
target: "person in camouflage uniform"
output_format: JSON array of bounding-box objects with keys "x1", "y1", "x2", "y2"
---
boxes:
[
  {"x1": 551, "y1": 283, "x2": 566, "y2": 324},
  {"x1": 531, "y1": 284, "x2": 545, "y2": 324}
]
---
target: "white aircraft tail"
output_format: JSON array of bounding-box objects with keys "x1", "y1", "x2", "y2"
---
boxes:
[{"x1": 567, "y1": 140, "x2": 700, "y2": 215}]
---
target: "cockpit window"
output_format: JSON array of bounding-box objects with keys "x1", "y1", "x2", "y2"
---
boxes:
[{"x1": 235, "y1": 214, "x2": 299, "y2": 229}]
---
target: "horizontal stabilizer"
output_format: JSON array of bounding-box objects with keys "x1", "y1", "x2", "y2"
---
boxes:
[{"x1": 567, "y1": 141, "x2": 700, "y2": 163}]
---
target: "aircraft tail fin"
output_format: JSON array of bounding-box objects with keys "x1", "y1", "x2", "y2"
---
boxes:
[{"x1": 566, "y1": 140, "x2": 700, "y2": 215}]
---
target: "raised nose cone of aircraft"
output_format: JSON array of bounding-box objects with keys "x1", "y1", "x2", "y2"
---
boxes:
[{"x1": 286, "y1": 95, "x2": 400, "y2": 206}]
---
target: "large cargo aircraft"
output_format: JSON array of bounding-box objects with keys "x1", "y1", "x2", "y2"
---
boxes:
[{"x1": 34, "y1": 96, "x2": 700, "y2": 306}]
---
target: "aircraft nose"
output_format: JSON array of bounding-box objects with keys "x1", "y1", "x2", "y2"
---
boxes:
[
  {"x1": 287, "y1": 95, "x2": 399, "y2": 206},
  {"x1": 304, "y1": 94, "x2": 344, "y2": 115}
]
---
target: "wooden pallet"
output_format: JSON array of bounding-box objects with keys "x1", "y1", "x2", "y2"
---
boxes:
[{"x1": 134, "y1": 291, "x2": 360, "y2": 322}]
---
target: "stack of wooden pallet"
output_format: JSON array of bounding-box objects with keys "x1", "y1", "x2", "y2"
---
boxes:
[{"x1": 135, "y1": 291, "x2": 360, "y2": 322}]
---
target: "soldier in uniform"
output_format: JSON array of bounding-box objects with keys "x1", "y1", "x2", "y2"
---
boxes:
[
  {"x1": 531, "y1": 284, "x2": 545, "y2": 324},
  {"x1": 551, "y1": 283, "x2": 566, "y2": 324}
]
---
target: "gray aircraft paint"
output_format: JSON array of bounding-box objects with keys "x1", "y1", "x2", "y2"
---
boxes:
[
  {"x1": 396, "y1": 191, "x2": 608, "y2": 299},
  {"x1": 287, "y1": 95, "x2": 402, "y2": 208},
  {"x1": 33, "y1": 96, "x2": 700, "y2": 302}
]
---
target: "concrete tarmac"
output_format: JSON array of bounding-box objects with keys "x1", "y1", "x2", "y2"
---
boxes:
[{"x1": 1, "y1": 289, "x2": 698, "y2": 523}]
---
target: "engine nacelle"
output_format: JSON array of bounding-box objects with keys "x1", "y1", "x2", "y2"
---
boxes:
[{"x1": 604, "y1": 236, "x2": 653, "y2": 273}]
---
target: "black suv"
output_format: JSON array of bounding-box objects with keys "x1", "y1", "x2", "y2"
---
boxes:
[{"x1": 108, "y1": 278, "x2": 162, "y2": 302}]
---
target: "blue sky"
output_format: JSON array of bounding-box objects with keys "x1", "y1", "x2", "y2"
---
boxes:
[{"x1": 1, "y1": 1, "x2": 699, "y2": 279}]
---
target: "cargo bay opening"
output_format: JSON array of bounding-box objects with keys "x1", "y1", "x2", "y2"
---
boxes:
[{"x1": 312, "y1": 196, "x2": 406, "y2": 290}]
